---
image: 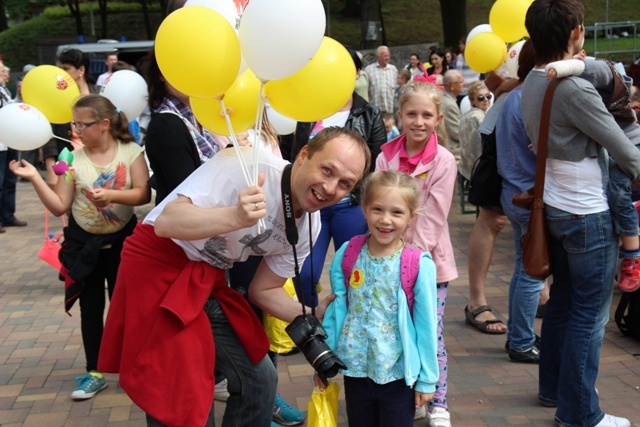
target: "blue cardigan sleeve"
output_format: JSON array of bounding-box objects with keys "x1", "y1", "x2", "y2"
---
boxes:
[
  {"x1": 323, "y1": 242, "x2": 350, "y2": 353},
  {"x1": 411, "y1": 253, "x2": 439, "y2": 393}
]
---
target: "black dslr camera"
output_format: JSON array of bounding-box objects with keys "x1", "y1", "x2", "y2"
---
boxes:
[{"x1": 285, "y1": 314, "x2": 347, "y2": 386}]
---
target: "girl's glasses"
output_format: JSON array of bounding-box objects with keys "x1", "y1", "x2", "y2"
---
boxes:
[
  {"x1": 70, "y1": 121, "x2": 98, "y2": 131},
  {"x1": 476, "y1": 94, "x2": 493, "y2": 102}
]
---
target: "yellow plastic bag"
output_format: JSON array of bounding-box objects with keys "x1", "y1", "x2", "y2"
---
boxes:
[
  {"x1": 307, "y1": 381, "x2": 340, "y2": 427},
  {"x1": 263, "y1": 279, "x2": 297, "y2": 354}
]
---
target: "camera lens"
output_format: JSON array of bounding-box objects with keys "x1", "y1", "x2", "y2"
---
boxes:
[{"x1": 286, "y1": 314, "x2": 347, "y2": 385}]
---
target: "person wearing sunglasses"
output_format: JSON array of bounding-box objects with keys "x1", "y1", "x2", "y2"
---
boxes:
[{"x1": 459, "y1": 80, "x2": 493, "y2": 182}]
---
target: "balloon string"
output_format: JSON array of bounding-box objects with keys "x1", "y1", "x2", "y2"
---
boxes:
[
  {"x1": 218, "y1": 98, "x2": 266, "y2": 233},
  {"x1": 52, "y1": 135, "x2": 75, "y2": 145},
  {"x1": 252, "y1": 81, "x2": 266, "y2": 187}
]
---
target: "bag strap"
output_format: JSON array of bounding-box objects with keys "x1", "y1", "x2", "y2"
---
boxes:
[
  {"x1": 533, "y1": 78, "x2": 562, "y2": 199},
  {"x1": 43, "y1": 209, "x2": 67, "y2": 241}
]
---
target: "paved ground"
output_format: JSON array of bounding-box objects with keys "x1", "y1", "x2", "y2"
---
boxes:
[{"x1": 1, "y1": 181, "x2": 639, "y2": 426}]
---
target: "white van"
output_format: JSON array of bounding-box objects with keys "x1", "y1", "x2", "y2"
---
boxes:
[{"x1": 55, "y1": 39, "x2": 154, "y2": 78}]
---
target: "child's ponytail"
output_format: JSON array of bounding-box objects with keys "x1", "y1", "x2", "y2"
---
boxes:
[{"x1": 73, "y1": 94, "x2": 135, "y2": 143}]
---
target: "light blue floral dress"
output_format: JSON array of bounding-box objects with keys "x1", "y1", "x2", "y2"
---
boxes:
[{"x1": 336, "y1": 244, "x2": 405, "y2": 384}]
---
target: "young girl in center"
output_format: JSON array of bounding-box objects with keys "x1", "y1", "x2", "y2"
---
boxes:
[
  {"x1": 9, "y1": 94, "x2": 150, "y2": 401},
  {"x1": 321, "y1": 170, "x2": 439, "y2": 427},
  {"x1": 376, "y1": 81, "x2": 458, "y2": 427}
]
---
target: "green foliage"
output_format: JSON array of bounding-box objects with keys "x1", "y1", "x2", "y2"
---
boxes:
[
  {"x1": 0, "y1": 3, "x2": 163, "y2": 68},
  {"x1": 329, "y1": 0, "x2": 640, "y2": 52},
  {"x1": 43, "y1": 1, "x2": 160, "y2": 18}
]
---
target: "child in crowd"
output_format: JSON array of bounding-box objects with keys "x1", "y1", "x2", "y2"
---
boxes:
[
  {"x1": 394, "y1": 69, "x2": 412, "y2": 119},
  {"x1": 321, "y1": 170, "x2": 439, "y2": 427},
  {"x1": 376, "y1": 81, "x2": 458, "y2": 426},
  {"x1": 383, "y1": 112, "x2": 401, "y2": 141},
  {"x1": 547, "y1": 56, "x2": 640, "y2": 292},
  {"x1": 9, "y1": 94, "x2": 150, "y2": 399}
]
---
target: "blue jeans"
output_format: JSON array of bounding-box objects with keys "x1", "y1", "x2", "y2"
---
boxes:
[
  {"x1": 506, "y1": 216, "x2": 544, "y2": 351},
  {"x1": 539, "y1": 206, "x2": 616, "y2": 427},
  {"x1": 0, "y1": 148, "x2": 19, "y2": 225},
  {"x1": 343, "y1": 376, "x2": 415, "y2": 427},
  {"x1": 294, "y1": 200, "x2": 367, "y2": 307},
  {"x1": 607, "y1": 158, "x2": 639, "y2": 236},
  {"x1": 146, "y1": 298, "x2": 278, "y2": 427}
]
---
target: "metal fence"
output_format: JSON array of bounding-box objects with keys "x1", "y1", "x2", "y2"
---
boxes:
[{"x1": 585, "y1": 21, "x2": 640, "y2": 62}]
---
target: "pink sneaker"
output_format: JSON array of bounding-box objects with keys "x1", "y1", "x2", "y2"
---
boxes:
[{"x1": 618, "y1": 257, "x2": 640, "y2": 292}]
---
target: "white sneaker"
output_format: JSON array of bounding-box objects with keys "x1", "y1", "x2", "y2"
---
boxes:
[
  {"x1": 414, "y1": 405, "x2": 427, "y2": 420},
  {"x1": 214, "y1": 378, "x2": 230, "y2": 402},
  {"x1": 429, "y1": 407, "x2": 452, "y2": 427},
  {"x1": 594, "y1": 414, "x2": 630, "y2": 427}
]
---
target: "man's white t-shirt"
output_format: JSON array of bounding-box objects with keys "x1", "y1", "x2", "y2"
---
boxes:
[{"x1": 144, "y1": 147, "x2": 321, "y2": 279}]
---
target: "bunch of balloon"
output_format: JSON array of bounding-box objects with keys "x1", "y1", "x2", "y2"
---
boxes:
[
  {"x1": 264, "y1": 37, "x2": 356, "y2": 123},
  {"x1": 191, "y1": 70, "x2": 262, "y2": 136},
  {"x1": 21, "y1": 65, "x2": 80, "y2": 124}
]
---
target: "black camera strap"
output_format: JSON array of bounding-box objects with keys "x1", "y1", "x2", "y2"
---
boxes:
[{"x1": 280, "y1": 164, "x2": 316, "y2": 317}]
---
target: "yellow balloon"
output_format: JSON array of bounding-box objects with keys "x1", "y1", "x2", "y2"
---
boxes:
[
  {"x1": 156, "y1": 6, "x2": 241, "y2": 98},
  {"x1": 21, "y1": 65, "x2": 80, "y2": 124},
  {"x1": 465, "y1": 32, "x2": 508, "y2": 74},
  {"x1": 489, "y1": 0, "x2": 530, "y2": 43},
  {"x1": 191, "y1": 70, "x2": 262, "y2": 136},
  {"x1": 264, "y1": 37, "x2": 355, "y2": 123}
]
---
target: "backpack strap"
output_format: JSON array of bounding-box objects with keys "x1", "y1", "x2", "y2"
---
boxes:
[
  {"x1": 615, "y1": 293, "x2": 632, "y2": 336},
  {"x1": 400, "y1": 244, "x2": 422, "y2": 315},
  {"x1": 342, "y1": 235, "x2": 422, "y2": 315}
]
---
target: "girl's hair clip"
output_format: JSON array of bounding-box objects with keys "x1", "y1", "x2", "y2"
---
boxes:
[{"x1": 115, "y1": 107, "x2": 121, "y2": 113}]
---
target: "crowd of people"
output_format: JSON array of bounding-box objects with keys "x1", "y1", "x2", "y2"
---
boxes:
[{"x1": 2, "y1": 0, "x2": 640, "y2": 426}]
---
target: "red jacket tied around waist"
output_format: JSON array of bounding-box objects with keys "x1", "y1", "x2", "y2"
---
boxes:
[{"x1": 98, "y1": 223, "x2": 269, "y2": 427}]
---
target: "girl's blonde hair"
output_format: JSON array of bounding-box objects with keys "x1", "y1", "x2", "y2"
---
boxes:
[
  {"x1": 73, "y1": 94, "x2": 135, "y2": 143},
  {"x1": 259, "y1": 108, "x2": 279, "y2": 149},
  {"x1": 361, "y1": 170, "x2": 420, "y2": 217},
  {"x1": 397, "y1": 81, "x2": 448, "y2": 148}
]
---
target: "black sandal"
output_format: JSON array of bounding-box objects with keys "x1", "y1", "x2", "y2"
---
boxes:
[{"x1": 464, "y1": 305, "x2": 507, "y2": 334}]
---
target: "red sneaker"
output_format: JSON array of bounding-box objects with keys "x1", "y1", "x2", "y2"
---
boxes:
[{"x1": 618, "y1": 257, "x2": 640, "y2": 292}]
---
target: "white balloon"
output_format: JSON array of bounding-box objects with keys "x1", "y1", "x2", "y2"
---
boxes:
[
  {"x1": 460, "y1": 96, "x2": 471, "y2": 115},
  {"x1": 184, "y1": 0, "x2": 240, "y2": 30},
  {"x1": 101, "y1": 70, "x2": 149, "y2": 121},
  {"x1": 466, "y1": 24, "x2": 492, "y2": 45},
  {"x1": 265, "y1": 104, "x2": 296, "y2": 135},
  {"x1": 505, "y1": 40, "x2": 526, "y2": 80},
  {"x1": 0, "y1": 103, "x2": 52, "y2": 151},
  {"x1": 239, "y1": 0, "x2": 326, "y2": 81}
]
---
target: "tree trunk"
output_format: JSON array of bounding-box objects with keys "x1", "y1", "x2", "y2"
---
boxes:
[
  {"x1": 0, "y1": 0, "x2": 8, "y2": 32},
  {"x1": 139, "y1": 0, "x2": 153, "y2": 39},
  {"x1": 440, "y1": 0, "x2": 467, "y2": 49},
  {"x1": 67, "y1": 0, "x2": 84, "y2": 38},
  {"x1": 341, "y1": 0, "x2": 361, "y2": 18},
  {"x1": 98, "y1": 0, "x2": 107, "y2": 39},
  {"x1": 360, "y1": 0, "x2": 385, "y2": 49}
]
